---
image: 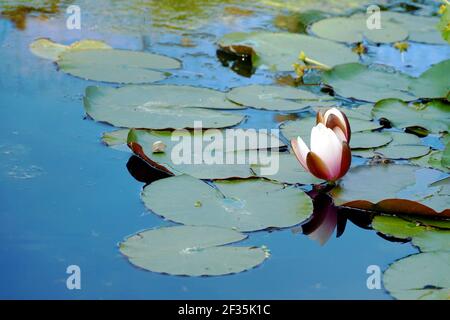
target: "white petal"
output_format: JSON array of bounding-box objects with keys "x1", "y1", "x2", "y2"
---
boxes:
[
  {"x1": 333, "y1": 127, "x2": 346, "y2": 142},
  {"x1": 311, "y1": 123, "x2": 342, "y2": 179},
  {"x1": 293, "y1": 136, "x2": 310, "y2": 169}
]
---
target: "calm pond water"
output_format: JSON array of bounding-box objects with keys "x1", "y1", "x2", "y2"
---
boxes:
[{"x1": 0, "y1": 0, "x2": 448, "y2": 299}]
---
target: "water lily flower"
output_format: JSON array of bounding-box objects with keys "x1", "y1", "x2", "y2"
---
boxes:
[
  {"x1": 291, "y1": 122, "x2": 351, "y2": 182},
  {"x1": 316, "y1": 107, "x2": 351, "y2": 143}
]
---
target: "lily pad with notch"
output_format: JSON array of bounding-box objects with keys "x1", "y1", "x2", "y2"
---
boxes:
[
  {"x1": 372, "y1": 99, "x2": 450, "y2": 135},
  {"x1": 119, "y1": 225, "x2": 269, "y2": 276},
  {"x1": 330, "y1": 164, "x2": 450, "y2": 218},
  {"x1": 141, "y1": 175, "x2": 314, "y2": 232},
  {"x1": 127, "y1": 128, "x2": 285, "y2": 180},
  {"x1": 226, "y1": 84, "x2": 335, "y2": 111},
  {"x1": 218, "y1": 32, "x2": 358, "y2": 71},
  {"x1": 383, "y1": 252, "x2": 450, "y2": 300},
  {"x1": 57, "y1": 49, "x2": 181, "y2": 84}
]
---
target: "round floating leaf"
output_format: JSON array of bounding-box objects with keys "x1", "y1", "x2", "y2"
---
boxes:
[
  {"x1": 352, "y1": 131, "x2": 430, "y2": 159},
  {"x1": 372, "y1": 215, "x2": 450, "y2": 252},
  {"x1": 226, "y1": 84, "x2": 335, "y2": 111},
  {"x1": 84, "y1": 95, "x2": 244, "y2": 130},
  {"x1": 372, "y1": 99, "x2": 450, "y2": 134},
  {"x1": 383, "y1": 12, "x2": 447, "y2": 45},
  {"x1": 443, "y1": 142, "x2": 450, "y2": 169},
  {"x1": 218, "y1": 32, "x2": 358, "y2": 71},
  {"x1": 322, "y1": 63, "x2": 416, "y2": 102},
  {"x1": 30, "y1": 38, "x2": 68, "y2": 61},
  {"x1": 310, "y1": 15, "x2": 408, "y2": 43},
  {"x1": 409, "y1": 60, "x2": 450, "y2": 99},
  {"x1": 351, "y1": 132, "x2": 392, "y2": 149},
  {"x1": 29, "y1": 38, "x2": 112, "y2": 61},
  {"x1": 85, "y1": 85, "x2": 241, "y2": 111},
  {"x1": 330, "y1": 164, "x2": 450, "y2": 217},
  {"x1": 280, "y1": 116, "x2": 382, "y2": 146},
  {"x1": 413, "y1": 231, "x2": 450, "y2": 253},
  {"x1": 57, "y1": 49, "x2": 181, "y2": 84},
  {"x1": 251, "y1": 152, "x2": 322, "y2": 185},
  {"x1": 383, "y1": 252, "x2": 450, "y2": 300},
  {"x1": 102, "y1": 129, "x2": 130, "y2": 147},
  {"x1": 127, "y1": 129, "x2": 284, "y2": 179},
  {"x1": 142, "y1": 175, "x2": 313, "y2": 232},
  {"x1": 373, "y1": 215, "x2": 430, "y2": 239},
  {"x1": 119, "y1": 226, "x2": 268, "y2": 276},
  {"x1": 411, "y1": 150, "x2": 448, "y2": 172}
]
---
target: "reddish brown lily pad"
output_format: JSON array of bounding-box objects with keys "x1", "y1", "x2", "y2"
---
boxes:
[{"x1": 330, "y1": 164, "x2": 450, "y2": 218}]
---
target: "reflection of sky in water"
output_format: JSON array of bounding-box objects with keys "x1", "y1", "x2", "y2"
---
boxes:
[
  {"x1": 365, "y1": 42, "x2": 450, "y2": 76},
  {"x1": 0, "y1": 2, "x2": 447, "y2": 299}
]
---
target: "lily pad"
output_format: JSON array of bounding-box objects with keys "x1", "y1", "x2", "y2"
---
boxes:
[
  {"x1": 29, "y1": 38, "x2": 111, "y2": 61},
  {"x1": 142, "y1": 175, "x2": 313, "y2": 232},
  {"x1": 322, "y1": 63, "x2": 416, "y2": 102},
  {"x1": 352, "y1": 132, "x2": 430, "y2": 159},
  {"x1": 310, "y1": 15, "x2": 408, "y2": 44},
  {"x1": 226, "y1": 84, "x2": 335, "y2": 111},
  {"x1": 330, "y1": 164, "x2": 450, "y2": 218},
  {"x1": 84, "y1": 94, "x2": 244, "y2": 130},
  {"x1": 411, "y1": 150, "x2": 448, "y2": 172},
  {"x1": 218, "y1": 32, "x2": 358, "y2": 71},
  {"x1": 127, "y1": 129, "x2": 284, "y2": 180},
  {"x1": 383, "y1": 12, "x2": 447, "y2": 45},
  {"x1": 119, "y1": 226, "x2": 268, "y2": 276},
  {"x1": 409, "y1": 60, "x2": 450, "y2": 100},
  {"x1": 57, "y1": 49, "x2": 181, "y2": 84},
  {"x1": 102, "y1": 129, "x2": 130, "y2": 147},
  {"x1": 251, "y1": 152, "x2": 322, "y2": 185},
  {"x1": 383, "y1": 252, "x2": 450, "y2": 300},
  {"x1": 350, "y1": 132, "x2": 392, "y2": 149},
  {"x1": 280, "y1": 116, "x2": 382, "y2": 146},
  {"x1": 372, "y1": 215, "x2": 450, "y2": 252},
  {"x1": 372, "y1": 99, "x2": 450, "y2": 134},
  {"x1": 84, "y1": 85, "x2": 241, "y2": 111}
]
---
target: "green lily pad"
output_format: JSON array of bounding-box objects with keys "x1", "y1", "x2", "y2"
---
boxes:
[
  {"x1": 372, "y1": 99, "x2": 450, "y2": 134},
  {"x1": 29, "y1": 38, "x2": 112, "y2": 61},
  {"x1": 280, "y1": 116, "x2": 382, "y2": 146},
  {"x1": 372, "y1": 215, "x2": 450, "y2": 252},
  {"x1": 84, "y1": 85, "x2": 241, "y2": 111},
  {"x1": 57, "y1": 49, "x2": 181, "y2": 84},
  {"x1": 127, "y1": 129, "x2": 284, "y2": 180},
  {"x1": 322, "y1": 63, "x2": 416, "y2": 102},
  {"x1": 84, "y1": 95, "x2": 244, "y2": 130},
  {"x1": 409, "y1": 60, "x2": 450, "y2": 99},
  {"x1": 411, "y1": 150, "x2": 448, "y2": 172},
  {"x1": 350, "y1": 132, "x2": 392, "y2": 149},
  {"x1": 373, "y1": 215, "x2": 430, "y2": 239},
  {"x1": 218, "y1": 32, "x2": 358, "y2": 71},
  {"x1": 226, "y1": 84, "x2": 335, "y2": 111},
  {"x1": 251, "y1": 152, "x2": 322, "y2": 185},
  {"x1": 383, "y1": 12, "x2": 447, "y2": 45},
  {"x1": 352, "y1": 132, "x2": 430, "y2": 159},
  {"x1": 330, "y1": 164, "x2": 450, "y2": 217},
  {"x1": 310, "y1": 15, "x2": 408, "y2": 44},
  {"x1": 142, "y1": 175, "x2": 313, "y2": 232},
  {"x1": 383, "y1": 252, "x2": 450, "y2": 300},
  {"x1": 443, "y1": 142, "x2": 450, "y2": 169},
  {"x1": 102, "y1": 129, "x2": 130, "y2": 147},
  {"x1": 119, "y1": 226, "x2": 268, "y2": 276}
]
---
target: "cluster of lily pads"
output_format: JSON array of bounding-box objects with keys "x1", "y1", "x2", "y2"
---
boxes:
[{"x1": 28, "y1": 3, "x2": 449, "y2": 298}]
